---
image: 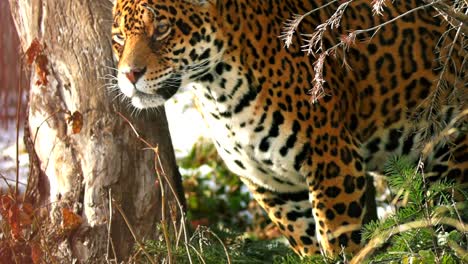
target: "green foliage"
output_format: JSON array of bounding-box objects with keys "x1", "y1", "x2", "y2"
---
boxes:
[
  {"x1": 179, "y1": 138, "x2": 252, "y2": 229},
  {"x1": 137, "y1": 143, "x2": 468, "y2": 263},
  {"x1": 384, "y1": 156, "x2": 424, "y2": 205},
  {"x1": 138, "y1": 227, "x2": 294, "y2": 263},
  {"x1": 273, "y1": 254, "x2": 339, "y2": 264},
  {"x1": 138, "y1": 226, "x2": 347, "y2": 264},
  {"x1": 176, "y1": 143, "x2": 468, "y2": 263},
  {"x1": 361, "y1": 156, "x2": 467, "y2": 263}
]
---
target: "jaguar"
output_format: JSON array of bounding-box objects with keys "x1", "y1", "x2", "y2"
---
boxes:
[{"x1": 111, "y1": 0, "x2": 467, "y2": 257}]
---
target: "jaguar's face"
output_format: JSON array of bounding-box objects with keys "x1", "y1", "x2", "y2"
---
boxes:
[{"x1": 111, "y1": 0, "x2": 218, "y2": 109}]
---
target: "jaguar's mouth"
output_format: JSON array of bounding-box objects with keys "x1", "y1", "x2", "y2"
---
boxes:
[
  {"x1": 118, "y1": 73, "x2": 182, "y2": 109},
  {"x1": 153, "y1": 74, "x2": 182, "y2": 100}
]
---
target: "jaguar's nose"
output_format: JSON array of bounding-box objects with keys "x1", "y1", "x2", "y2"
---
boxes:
[{"x1": 124, "y1": 67, "x2": 147, "y2": 84}]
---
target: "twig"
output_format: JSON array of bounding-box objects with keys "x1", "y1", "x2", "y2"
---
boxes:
[
  {"x1": 153, "y1": 149, "x2": 173, "y2": 264},
  {"x1": 0, "y1": 203, "x2": 20, "y2": 264},
  {"x1": 117, "y1": 111, "x2": 181, "y2": 263},
  {"x1": 450, "y1": 192, "x2": 468, "y2": 244},
  {"x1": 206, "y1": 229, "x2": 231, "y2": 264},
  {"x1": 0, "y1": 173, "x2": 27, "y2": 186},
  {"x1": 0, "y1": 172, "x2": 14, "y2": 192},
  {"x1": 425, "y1": 6, "x2": 468, "y2": 128},
  {"x1": 417, "y1": 158, "x2": 440, "y2": 259},
  {"x1": 153, "y1": 148, "x2": 193, "y2": 264},
  {"x1": 351, "y1": 216, "x2": 468, "y2": 264},
  {"x1": 353, "y1": 1, "x2": 446, "y2": 36},
  {"x1": 291, "y1": 0, "x2": 462, "y2": 102},
  {"x1": 31, "y1": 110, "x2": 62, "y2": 148},
  {"x1": 188, "y1": 244, "x2": 206, "y2": 264},
  {"x1": 128, "y1": 248, "x2": 143, "y2": 263},
  {"x1": 175, "y1": 216, "x2": 184, "y2": 247},
  {"x1": 36, "y1": 209, "x2": 59, "y2": 264},
  {"x1": 21, "y1": 109, "x2": 62, "y2": 203},
  {"x1": 447, "y1": 239, "x2": 468, "y2": 261},
  {"x1": 280, "y1": 0, "x2": 341, "y2": 48},
  {"x1": 301, "y1": 0, "x2": 353, "y2": 55},
  {"x1": 423, "y1": 0, "x2": 468, "y2": 36},
  {"x1": 106, "y1": 189, "x2": 118, "y2": 263},
  {"x1": 112, "y1": 199, "x2": 157, "y2": 264},
  {"x1": 115, "y1": 111, "x2": 154, "y2": 148},
  {"x1": 421, "y1": 109, "x2": 468, "y2": 158},
  {"x1": 15, "y1": 60, "x2": 23, "y2": 197}
]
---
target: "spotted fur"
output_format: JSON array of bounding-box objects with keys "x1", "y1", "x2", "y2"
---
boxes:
[{"x1": 111, "y1": 0, "x2": 467, "y2": 257}]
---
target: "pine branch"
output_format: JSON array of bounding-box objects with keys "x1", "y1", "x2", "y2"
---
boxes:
[
  {"x1": 422, "y1": 0, "x2": 468, "y2": 36},
  {"x1": 352, "y1": 217, "x2": 468, "y2": 264}
]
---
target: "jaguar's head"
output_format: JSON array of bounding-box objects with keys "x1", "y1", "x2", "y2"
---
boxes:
[{"x1": 111, "y1": 0, "x2": 223, "y2": 109}]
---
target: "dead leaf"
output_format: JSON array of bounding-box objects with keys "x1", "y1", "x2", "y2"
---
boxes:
[
  {"x1": 19, "y1": 210, "x2": 32, "y2": 228},
  {"x1": 35, "y1": 54, "x2": 49, "y2": 86},
  {"x1": 61, "y1": 208, "x2": 82, "y2": 231},
  {"x1": 0, "y1": 194, "x2": 13, "y2": 214},
  {"x1": 66, "y1": 111, "x2": 84, "y2": 134},
  {"x1": 8, "y1": 203, "x2": 21, "y2": 239},
  {"x1": 26, "y1": 38, "x2": 43, "y2": 65},
  {"x1": 31, "y1": 242, "x2": 42, "y2": 264},
  {"x1": 22, "y1": 203, "x2": 33, "y2": 215},
  {"x1": 25, "y1": 38, "x2": 49, "y2": 85}
]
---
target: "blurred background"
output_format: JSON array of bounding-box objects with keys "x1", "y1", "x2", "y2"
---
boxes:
[
  {"x1": 0, "y1": 0, "x2": 27, "y2": 127},
  {"x1": 0, "y1": 1, "x2": 29, "y2": 191}
]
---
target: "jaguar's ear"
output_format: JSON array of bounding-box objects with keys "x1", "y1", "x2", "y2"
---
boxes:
[
  {"x1": 184, "y1": 0, "x2": 223, "y2": 18},
  {"x1": 200, "y1": 0, "x2": 222, "y2": 15},
  {"x1": 183, "y1": 0, "x2": 222, "y2": 16}
]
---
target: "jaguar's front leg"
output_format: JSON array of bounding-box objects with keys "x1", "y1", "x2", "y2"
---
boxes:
[
  {"x1": 305, "y1": 134, "x2": 369, "y2": 256},
  {"x1": 240, "y1": 178, "x2": 321, "y2": 256}
]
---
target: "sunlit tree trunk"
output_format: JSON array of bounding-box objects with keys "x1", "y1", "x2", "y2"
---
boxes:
[{"x1": 9, "y1": 0, "x2": 185, "y2": 262}]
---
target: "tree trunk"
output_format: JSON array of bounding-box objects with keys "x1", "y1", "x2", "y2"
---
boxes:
[{"x1": 9, "y1": 0, "x2": 185, "y2": 262}]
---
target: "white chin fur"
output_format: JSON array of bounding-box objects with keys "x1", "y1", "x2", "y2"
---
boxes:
[
  {"x1": 131, "y1": 94, "x2": 165, "y2": 109},
  {"x1": 117, "y1": 73, "x2": 167, "y2": 109},
  {"x1": 118, "y1": 75, "x2": 136, "y2": 98}
]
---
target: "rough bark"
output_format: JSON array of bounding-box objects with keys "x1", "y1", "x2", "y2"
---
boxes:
[{"x1": 9, "y1": 0, "x2": 185, "y2": 262}]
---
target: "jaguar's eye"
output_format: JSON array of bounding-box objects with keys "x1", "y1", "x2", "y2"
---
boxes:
[
  {"x1": 156, "y1": 23, "x2": 170, "y2": 35},
  {"x1": 112, "y1": 33, "x2": 125, "y2": 45},
  {"x1": 154, "y1": 21, "x2": 171, "y2": 40}
]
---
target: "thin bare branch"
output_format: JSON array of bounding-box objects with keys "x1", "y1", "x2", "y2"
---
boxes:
[
  {"x1": 351, "y1": 216, "x2": 468, "y2": 264},
  {"x1": 106, "y1": 189, "x2": 118, "y2": 263},
  {"x1": 15, "y1": 62, "x2": 23, "y2": 197},
  {"x1": 113, "y1": 199, "x2": 157, "y2": 264},
  {"x1": 279, "y1": 0, "x2": 341, "y2": 48},
  {"x1": 206, "y1": 228, "x2": 231, "y2": 264},
  {"x1": 371, "y1": 0, "x2": 388, "y2": 16},
  {"x1": 353, "y1": 1, "x2": 445, "y2": 36},
  {"x1": 301, "y1": 0, "x2": 352, "y2": 55},
  {"x1": 117, "y1": 111, "x2": 194, "y2": 264},
  {"x1": 423, "y1": 0, "x2": 468, "y2": 36}
]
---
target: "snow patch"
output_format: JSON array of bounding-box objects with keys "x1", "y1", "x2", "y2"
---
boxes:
[{"x1": 0, "y1": 122, "x2": 29, "y2": 192}]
